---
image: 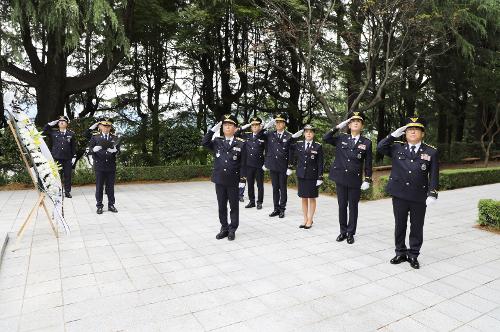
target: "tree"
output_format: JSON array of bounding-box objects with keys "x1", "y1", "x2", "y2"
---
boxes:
[{"x1": 0, "y1": 0, "x2": 134, "y2": 125}]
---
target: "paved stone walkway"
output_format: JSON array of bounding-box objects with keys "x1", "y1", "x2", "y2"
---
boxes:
[{"x1": 0, "y1": 181, "x2": 499, "y2": 332}]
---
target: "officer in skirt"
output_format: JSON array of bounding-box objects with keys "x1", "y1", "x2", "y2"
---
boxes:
[
  {"x1": 202, "y1": 114, "x2": 247, "y2": 241},
  {"x1": 288, "y1": 124, "x2": 324, "y2": 229},
  {"x1": 43, "y1": 115, "x2": 77, "y2": 198},
  {"x1": 88, "y1": 117, "x2": 120, "y2": 214},
  {"x1": 377, "y1": 116, "x2": 439, "y2": 269},
  {"x1": 323, "y1": 112, "x2": 373, "y2": 244},
  {"x1": 237, "y1": 116, "x2": 266, "y2": 209}
]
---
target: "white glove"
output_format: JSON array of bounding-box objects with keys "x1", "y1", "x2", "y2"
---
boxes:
[
  {"x1": 71, "y1": 157, "x2": 76, "y2": 165},
  {"x1": 391, "y1": 125, "x2": 408, "y2": 138},
  {"x1": 92, "y1": 146, "x2": 102, "y2": 152},
  {"x1": 89, "y1": 122, "x2": 99, "y2": 130},
  {"x1": 107, "y1": 147, "x2": 117, "y2": 153},
  {"x1": 262, "y1": 165, "x2": 268, "y2": 171},
  {"x1": 239, "y1": 182, "x2": 245, "y2": 188},
  {"x1": 426, "y1": 197, "x2": 437, "y2": 206},
  {"x1": 335, "y1": 117, "x2": 352, "y2": 129},
  {"x1": 286, "y1": 169, "x2": 293, "y2": 176},
  {"x1": 241, "y1": 123, "x2": 251, "y2": 130},
  {"x1": 316, "y1": 180, "x2": 323, "y2": 186},
  {"x1": 48, "y1": 120, "x2": 59, "y2": 126},
  {"x1": 210, "y1": 121, "x2": 222, "y2": 132},
  {"x1": 264, "y1": 118, "x2": 276, "y2": 129},
  {"x1": 292, "y1": 129, "x2": 304, "y2": 138},
  {"x1": 360, "y1": 181, "x2": 370, "y2": 190}
]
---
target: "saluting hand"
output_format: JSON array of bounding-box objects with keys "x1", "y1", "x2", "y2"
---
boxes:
[
  {"x1": 291, "y1": 129, "x2": 304, "y2": 138},
  {"x1": 264, "y1": 118, "x2": 276, "y2": 129},
  {"x1": 210, "y1": 121, "x2": 222, "y2": 132},
  {"x1": 89, "y1": 122, "x2": 99, "y2": 130},
  {"x1": 48, "y1": 120, "x2": 59, "y2": 126},
  {"x1": 390, "y1": 125, "x2": 408, "y2": 138},
  {"x1": 335, "y1": 117, "x2": 352, "y2": 129},
  {"x1": 240, "y1": 123, "x2": 251, "y2": 130}
]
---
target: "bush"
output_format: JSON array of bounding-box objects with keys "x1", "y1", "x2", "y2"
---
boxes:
[
  {"x1": 378, "y1": 167, "x2": 500, "y2": 198},
  {"x1": 478, "y1": 199, "x2": 500, "y2": 229}
]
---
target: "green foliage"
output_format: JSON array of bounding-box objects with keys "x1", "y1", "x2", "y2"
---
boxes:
[
  {"x1": 159, "y1": 125, "x2": 206, "y2": 164},
  {"x1": 478, "y1": 199, "x2": 500, "y2": 229}
]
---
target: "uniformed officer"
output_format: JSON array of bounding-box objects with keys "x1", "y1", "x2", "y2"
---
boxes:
[
  {"x1": 288, "y1": 124, "x2": 324, "y2": 229},
  {"x1": 237, "y1": 116, "x2": 265, "y2": 209},
  {"x1": 88, "y1": 117, "x2": 120, "y2": 215},
  {"x1": 202, "y1": 114, "x2": 247, "y2": 241},
  {"x1": 323, "y1": 111, "x2": 373, "y2": 244},
  {"x1": 377, "y1": 116, "x2": 438, "y2": 269},
  {"x1": 261, "y1": 113, "x2": 294, "y2": 218},
  {"x1": 43, "y1": 115, "x2": 77, "y2": 198}
]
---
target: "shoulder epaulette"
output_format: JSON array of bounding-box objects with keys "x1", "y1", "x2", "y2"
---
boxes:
[
  {"x1": 394, "y1": 140, "x2": 405, "y2": 144},
  {"x1": 297, "y1": 140, "x2": 304, "y2": 143},
  {"x1": 236, "y1": 137, "x2": 246, "y2": 142},
  {"x1": 93, "y1": 132, "x2": 100, "y2": 135},
  {"x1": 244, "y1": 131, "x2": 252, "y2": 134},
  {"x1": 423, "y1": 142, "x2": 436, "y2": 149},
  {"x1": 315, "y1": 141, "x2": 322, "y2": 145}
]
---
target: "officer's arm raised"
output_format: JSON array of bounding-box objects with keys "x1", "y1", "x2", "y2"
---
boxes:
[
  {"x1": 201, "y1": 129, "x2": 216, "y2": 151},
  {"x1": 323, "y1": 127, "x2": 340, "y2": 146}
]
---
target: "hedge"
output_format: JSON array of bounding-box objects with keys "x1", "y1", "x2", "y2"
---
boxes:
[
  {"x1": 377, "y1": 167, "x2": 500, "y2": 199},
  {"x1": 1, "y1": 166, "x2": 498, "y2": 202},
  {"x1": 477, "y1": 199, "x2": 500, "y2": 229}
]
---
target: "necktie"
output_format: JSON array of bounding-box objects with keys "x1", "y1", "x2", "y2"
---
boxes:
[
  {"x1": 306, "y1": 142, "x2": 311, "y2": 152},
  {"x1": 349, "y1": 137, "x2": 355, "y2": 148},
  {"x1": 278, "y1": 133, "x2": 282, "y2": 140},
  {"x1": 410, "y1": 145, "x2": 416, "y2": 158}
]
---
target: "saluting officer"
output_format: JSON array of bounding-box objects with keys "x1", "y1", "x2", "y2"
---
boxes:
[
  {"x1": 288, "y1": 124, "x2": 324, "y2": 229},
  {"x1": 88, "y1": 117, "x2": 120, "y2": 215},
  {"x1": 237, "y1": 116, "x2": 265, "y2": 209},
  {"x1": 377, "y1": 116, "x2": 438, "y2": 269},
  {"x1": 43, "y1": 115, "x2": 77, "y2": 198},
  {"x1": 202, "y1": 114, "x2": 247, "y2": 241},
  {"x1": 323, "y1": 112, "x2": 373, "y2": 244},
  {"x1": 261, "y1": 113, "x2": 295, "y2": 218}
]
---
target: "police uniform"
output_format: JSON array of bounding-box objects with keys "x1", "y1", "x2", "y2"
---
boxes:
[
  {"x1": 288, "y1": 125, "x2": 324, "y2": 198},
  {"x1": 262, "y1": 113, "x2": 293, "y2": 217},
  {"x1": 237, "y1": 117, "x2": 265, "y2": 209},
  {"x1": 202, "y1": 114, "x2": 247, "y2": 240},
  {"x1": 377, "y1": 116, "x2": 439, "y2": 268},
  {"x1": 323, "y1": 112, "x2": 372, "y2": 241},
  {"x1": 42, "y1": 116, "x2": 77, "y2": 197},
  {"x1": 88, "y1": 117, "x2": 120, "y2": 213}
]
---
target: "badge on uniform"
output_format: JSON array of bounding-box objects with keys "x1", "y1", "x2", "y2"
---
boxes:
[
  {"x1": 421, "y1": 154, "x2": 431, "y2": 161},
  {"x1": 66, "y1": 137, "x2": 71, "y2": 143},
  {"x1": 311, "y1": 155, "x2": 315, "y2": 159},
  {"x1": 216, "y1": 151, "x2": 220, "y2": 158},
  {"x1": 342, "y1": 142, "x2": 348, "y2": 145},
  {"x1": 421, "y1": 163, "x2": 427, "y2": 171},
  {"x1": 358, "y1": 144, "x2": 366, "y2": 150},
  {"x1": 233, "y1": 155, "x2": 238, "y2": 160},
  {"x1": 311, "y1": 150, "x2": 318, "y2": 154},
  {"x1": 233, "y1": 147, "x2": 241, "y2": 152},
  {"x1": 357, "y1": 153, "x2": 362, "y2": 159},
  {"x1": 282, "y1": 139, "x2": 287, "y2": 142}
]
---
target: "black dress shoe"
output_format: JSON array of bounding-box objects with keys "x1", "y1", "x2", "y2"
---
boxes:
[
  {"x1": 408, "y1": 257, "x2": 420, "y2": 269},
  {"x1": 299, "y1": 224, "x2": 306, "y2": 228},
  {"x1": 256, "y1": 203, "x2": 262, "y2": 210},
  {"x1": 346, "y1": 234, "x2": 355, "y2": 244},
  {"x1": 228, "y1": 232, "x2": 235, "y2": 241},
  {"x1": 269, "y1": 210, "x2": 280, "y2": 217},
  {"x1": 216, "y1": 230, "x2": 229, "y2": 240},
  {"x1": 390, "y1": 255, "x2": 407, "y2": 264},
  {"x1": 65, "y1": 192, "x2": 72, "y2": 198},
  {"x1": 108, "y1": 205, "x2": 118, "y2": 213},
  {"x1": 245, "y1": 202, "x2": 256, "y2": 208},
  {"x1": 97, "y1": 207, "x2": 103, "y2": 214},
  {"x1": 304, "y1": 222, "x2": 313, "y2": 229},
  {"x1": 279, "y1": 211, "x2": 285, "y2": 218},
  {"x1": 336, "y1": 234, "x2": 347, "y2": 242}
]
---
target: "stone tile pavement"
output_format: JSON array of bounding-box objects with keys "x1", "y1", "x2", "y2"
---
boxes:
[{"x1": 0, "y1": 181, "x2": 499, "y2": 332}]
